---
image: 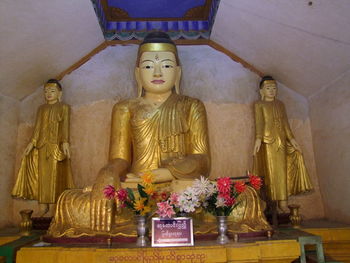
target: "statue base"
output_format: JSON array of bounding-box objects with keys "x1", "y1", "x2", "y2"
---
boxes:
[
  {"x1": 7, "y1": 220, "x2": 350, "y2": 263},
  {"x1": 42, "y1": 230, "x2": 271, "y2": 244}
]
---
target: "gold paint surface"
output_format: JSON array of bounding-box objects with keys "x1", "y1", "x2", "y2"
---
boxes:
[
  {"x1": 12, "y1": 102, "x2": 74, "y2": 204},
  {"x1": 253, "y1": 99, "x2": 313, "y2": 201}
]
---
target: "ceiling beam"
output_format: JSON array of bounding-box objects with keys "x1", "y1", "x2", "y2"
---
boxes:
[{"x1": 55, "y1": 39, "x2": 264, "y2": 81}]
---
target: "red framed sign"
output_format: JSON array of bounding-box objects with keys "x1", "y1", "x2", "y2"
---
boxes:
[{"x1": 151, "y1": 217, "x2": 194, "y2": 247}]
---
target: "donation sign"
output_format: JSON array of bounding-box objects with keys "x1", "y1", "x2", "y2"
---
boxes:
[{"x1": 152, "y1": 217, "x2": 194, "y2": 247}]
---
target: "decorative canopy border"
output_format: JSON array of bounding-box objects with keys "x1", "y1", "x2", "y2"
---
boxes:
[{"x1": 91, "y1": 0, "x2": 221, "y2": 40}]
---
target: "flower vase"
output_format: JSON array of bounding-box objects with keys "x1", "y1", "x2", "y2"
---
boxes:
[
  {"x1": 136, "y1": 215, "x2": 149, "y2": 247},
  {"x1": 216, "y1": 216, "x2": 229, "y2": 244},
  {"x1": 19, "y1": 209, "x2": 33, "y2": 236}
]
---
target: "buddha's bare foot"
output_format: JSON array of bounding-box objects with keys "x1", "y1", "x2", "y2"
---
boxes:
[
  {"x1": 125, "y1": 177, "x2": 142, "y2": 183},
  {"x1": 125, "y1": 173, "x2": 142, "y2": 183}
]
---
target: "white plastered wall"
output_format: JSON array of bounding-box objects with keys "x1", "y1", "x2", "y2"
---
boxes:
[
  {"x1": 309, "y1": 69, "x2": 350, "y2": 223},
  {"x1": 0, "y1": 94, "x2": 19, "y2": 228},
  {"x1": 0, "y1": 0, "x2": 104, "y2": 100}
]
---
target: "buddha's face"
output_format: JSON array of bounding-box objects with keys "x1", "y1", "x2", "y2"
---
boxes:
[
  {"x1": 136, "y1": 51, "x2": 180, "y2": 95},
  {"x1": 44, "y1": 83, "x2": 61, "y2": 104},
  {"x1": 260, "y1": 81, "x2": 277, "y2": 101}
]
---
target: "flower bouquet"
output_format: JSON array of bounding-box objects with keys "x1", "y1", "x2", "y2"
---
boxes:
[
  {"x1": 103, "y1": 172, "x2": 169, "y2": 246},
  {"x1": 155, "y1": 176, "x2": 216, "y2": 218},
  {"x1": 203, "y1": 174, "x2": 262, "y2": 244},
  {"x1": 103, "y1": 172, "x2": 169, "y2": 216},
  {"x1": 204, "y1": 174, "x2": 262, "y2": 216}
]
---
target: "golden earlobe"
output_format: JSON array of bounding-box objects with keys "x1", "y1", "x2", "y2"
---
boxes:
[
  {"x1": 259, "y1": 89, "x2": 264, "y2": 101},
  {"x1": 58, "y1": 91, "x2": 63, "y2": 102},
  {"x1": 134, "y1": 67, "x2": 143, "y2": 97},
  {"x1": 174, "y1": 66, "x2": 182, "y2": 94}
]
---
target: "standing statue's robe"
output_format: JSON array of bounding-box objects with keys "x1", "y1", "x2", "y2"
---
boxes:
[
  {"x1": 12, "y1": 102, "x2": 74, "y2": 204},
  {"x1": 253, "y1": 99, "x2": 313, "y2": 201}
]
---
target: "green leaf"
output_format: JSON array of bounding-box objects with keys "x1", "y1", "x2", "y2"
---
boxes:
[
  {"x1": 138, "y1": 184, "x2": 148, "y2": 198},
  {"x1": 126, "y1": 188, "x2": 135, "y2": 201}
]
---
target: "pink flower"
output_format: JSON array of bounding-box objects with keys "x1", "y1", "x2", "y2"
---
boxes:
[
  {"x1": 217, "y1": 177, "x2": 232, "y2": 195},
  {"x1": 225, "y1": 196, "x2": 236, "y2": 207},
  {"x1": 157, "y1": 201, "x2": 175, "y2": 218},
  {"x1": 234, "y1": 181, "x2": 247, "y2": 193},
  {"x1": 249, "y1": 174, "x2": 262, "y2": 190},
  {"x1": 103, "y1": 185, "x2": 116, "y2": 200},
  {"x1": 169, "y1": 193, "x2": 179, "y2": 206},
  {"x1": 116, "y1": 188, "x2": 128, "y2": 202}
]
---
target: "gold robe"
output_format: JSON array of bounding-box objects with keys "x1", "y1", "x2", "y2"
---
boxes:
[
  {"x1": 253, "y1": 100, "x2": 313, "y2": 201},
  {"x1": 12, "y1": 102, "x2": 74, "y2": 204},
  {"x1": 48, "y1": 94, "x2": 210, "y2": 237}
]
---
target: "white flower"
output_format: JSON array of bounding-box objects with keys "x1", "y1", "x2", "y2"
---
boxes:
[
  {"x1": 178, "y1": 187, "x2": 201, "y2": 213},
  {"x1": 215, "y1": 197, "x2": 226, "y2": 208},
  {"x1": 193, "y1": 176, "x2": 216, "y2": 198}
]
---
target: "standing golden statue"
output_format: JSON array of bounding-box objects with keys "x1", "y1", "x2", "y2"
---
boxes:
[
  {"x1": 12, "y1": 79, "x2": 74, "y2": 216},
  {"x1": 253, "y1": 76, "x2": 313, "y2": 212},
  {"x1": 48, "y1": 33, "x2": 269, "y2": 237}
]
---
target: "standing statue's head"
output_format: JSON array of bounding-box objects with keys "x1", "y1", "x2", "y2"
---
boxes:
[
  {"x1": 44, "y1": 79, "x2": 62, "y2": 104},
  {"x1": 135, "y1": 32, "x2": 181, "y2": 97},
  {"x1": 259, "y1": 76, "x2": 277, "y2": 101}
]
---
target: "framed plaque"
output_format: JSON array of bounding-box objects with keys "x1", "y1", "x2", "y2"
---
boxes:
[{"x1": 151, "y1": 217, "x2": 194, "y2": 247}]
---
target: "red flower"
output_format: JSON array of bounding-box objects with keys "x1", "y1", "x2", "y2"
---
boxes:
[
  {"x1": 160, "y1": 191, "x2": 169, "y2": 201},
  {"x1": 225, "y1": 197, "x2": 236, "y2": 207},
  {"x1": 217, "y1": 177, "x2": 232, "y2": 195},
  {"x1": 116, "y1": 188, "x2": 128, "y2": 202},
  {"x1": 151, "y1": 191, "x2": 159, "y2": 200},
  {"x1": 103, "y1": 185, "x2": 116, "y2": 200},
  {"x1": 234, "y1": 181, "x2": 247, "y2": 193},
  {"x1": 249, "y1": 175, "x2": 262, "y2": 190}
]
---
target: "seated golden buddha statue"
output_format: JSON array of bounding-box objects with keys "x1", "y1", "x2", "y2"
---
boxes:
[{"x1": 48, "y1": 32, "x2": 269, "y2": 238}]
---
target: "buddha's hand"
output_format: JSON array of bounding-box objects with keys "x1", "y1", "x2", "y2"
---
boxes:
[
  {"x1": 90, "y1": 158, "x2": 129, "y2": 232},
  {"x1": 253, "y1": 139, "x2": 262, "y2": 155},
  {"x1": 290, "y1": 138, "x2": 302, "y2": 153},
  {"x1": 62, "y1": 142, "x2": 71, "y2": 159},
  {"x1": 23, "y1": 142, "x2": 34, "y2": 156}
]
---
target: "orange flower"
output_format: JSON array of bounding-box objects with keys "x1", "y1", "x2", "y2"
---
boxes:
[
  {"x1": 145, "y1": 185, "x2": 155, "y2": 196},
  {"x1": 134, "y1": 198, "x2": 146, "y2": 211},
  {"x1": 141, "y1": 172, "x2": 155, "y2": 186},
  {"x1": 141, "y1": 205, "x2": 151, "y2": 216}
]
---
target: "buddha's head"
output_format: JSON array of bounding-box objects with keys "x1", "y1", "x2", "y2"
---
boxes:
[
  {"x1": 259, "y1": 76, "x2": 277, "y2": 101},
  {"x1": 44, "y1": 79, "x2": 62, "y2": 104},
  {"x1": 135, "y1": 32, "x2": 181, "y2": 97}
]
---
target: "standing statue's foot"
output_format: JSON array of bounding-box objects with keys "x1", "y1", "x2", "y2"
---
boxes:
[{"x1": 277, "y1": 200, "x2": 288, "y2": 214}]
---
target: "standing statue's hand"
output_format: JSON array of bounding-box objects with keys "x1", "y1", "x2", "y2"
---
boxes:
[
  {"x1": 62, "y1": 142, "x2": 71, "y2": 159},
  {"x1": 253, "y1": 139, "x2": 262, "y2": 155},
  {"x1": 24, "y1": 142, "x2": 34, "y2": 156},
  {"x1": 290, "y1": 138, "x2": 302, "y2": 153}
]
